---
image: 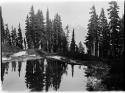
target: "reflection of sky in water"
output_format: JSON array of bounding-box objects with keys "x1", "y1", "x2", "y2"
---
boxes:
[
  {"x1": 2, "y1": 61, "x2": 27, "y2": 91},
  {"x1": 58, "y1": 65, "x2": 87, "y2": 91},
  {"x1": 1, "y1": 59, "x2": 88, "y2": 91}
]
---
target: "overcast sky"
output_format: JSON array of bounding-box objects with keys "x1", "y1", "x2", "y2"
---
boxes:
[{"x1": 0, "y1": 1, "x2": 124, "y2": 50}]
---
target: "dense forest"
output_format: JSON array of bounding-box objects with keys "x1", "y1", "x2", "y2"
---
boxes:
[
  {"x1": 1, "y1": 1, "x2": 125, "y2": 91},
  {"x1": 1, "y1": 6, "x2": 85, "y2": 57},
  {"x1": 85, "y1": 1, "x2": 124, "y2": 59},
  {"x1": 1, "y1": 1, "x2": 124, "y2": 60}
]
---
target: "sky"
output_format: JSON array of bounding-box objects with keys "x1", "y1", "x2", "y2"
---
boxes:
[{"x1": 0, "y1": 0, "x2": 124, "y2": 51}]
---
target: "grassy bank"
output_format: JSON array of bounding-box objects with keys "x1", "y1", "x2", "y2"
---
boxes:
[
  {"x1": 2, "y1": 44, "x2": 22, "y2": 57},
  {"x1": 58, "y1": 52, "x2": 101, "y2": 62}
]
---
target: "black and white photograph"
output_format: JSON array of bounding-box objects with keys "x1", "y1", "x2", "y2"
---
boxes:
[{"x1": 0, "y1": 0, "x2": 124, "y2": 92}]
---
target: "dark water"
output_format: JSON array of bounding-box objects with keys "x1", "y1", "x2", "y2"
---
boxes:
[{"x1": 1, "y1": 58, "x2": 124, "y2": 91}]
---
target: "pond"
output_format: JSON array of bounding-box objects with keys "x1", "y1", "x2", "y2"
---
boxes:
[{"x1": 1, "y1": 58, "x2": 123, "y2": 91}]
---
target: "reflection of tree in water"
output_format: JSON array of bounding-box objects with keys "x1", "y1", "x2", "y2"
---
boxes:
[
  {"x1": 1, "y1": 62, "x2": 9, "y2": 83},
  {"x1": 71, "y1": 64, "x2": 74, "y2": 77},
  {"x1": 11, "y1": 61, "x2": 16, "y2": 72},
  {"x1": 25, "y1": 58, "x2": 67, "y2": 92},
  {"x1": 25, "y1": 59, "x2": 45, "y2": 91},
  {"x1": 45, "y1": 59, "x2": 67, "y2": 91},
  {"x1": 2, "y1": 61, "x2": 22, "y2": 82},
  {"x1": 1, "y1": 63, "x2": 6, "y2": 83},
  {"x1": 85, "y1": 63, "x2": 110, "y2": 91},
  {"x1": 18, "y1": 62, "x2": 22, "y2": 77}
]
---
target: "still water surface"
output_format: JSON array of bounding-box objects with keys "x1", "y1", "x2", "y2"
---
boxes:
[{"x1": 1, "y1": 58, "x2": 114, "y2": 91}]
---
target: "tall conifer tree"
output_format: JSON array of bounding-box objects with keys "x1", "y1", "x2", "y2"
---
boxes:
[
  {"x1": 17, "y1": 23, "x2": 23, "y2": 49},
  {"x1": 85, "y1": 5, "x2": 99, "y2": 56},
  {"x1": 107, "y1": 1, "x2": 120, "y2": 57},
  {"x1": 70, "y1": 29, "x2": 76, "y2": 55},
  {"x1": 99, "y1": 8, "x2": 110, "y2": 57}
]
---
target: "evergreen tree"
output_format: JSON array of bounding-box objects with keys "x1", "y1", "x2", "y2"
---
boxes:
[
  {"x1": 61, "y1": 31, "x2": 68, "y2": 53},
  {"x1": 25, "y1": 15, "x2": 33, "y2": 49},
  {"x1": 85, "y1": 5, "x2": 99, "y2": 56},
  {"x1": 0, "y1": 6, "x2": 5, "y2": 44},
  {"x1": 17, "y1": 23, "x2": 23, "y2": 49},
  {"x1": 99, "y1": 8, "x2": 110, "y2": 57},
  {"x1": 70, "y1": 29, "x2": 76, "y2": 55},
  {"x1": 53, "y1": 13, "x2": 63, "y2": 52},
  {"x1": 39, "y1": 10, "x2": 45, "y2": 50},
  {"x1": 85, "y1": 32, "x2": 92, "y2": 55},
  {"x1": 46, "y1": 9, "x2": 51, "y2": 52},
  {"x1": 24, "y1": 6, "x2": 72, "y2": 54},
  {"x1": 107, "y1": 1, "x2": 120, "y2": 57},
  {"x1": 53, "y1": 17, "x2": 57, "y2": 52},
  {"x1": 78, "y1": 41, "x2": 84, "y2": 54},
  {"x1": 65, "y1": 25, "x2": 70, "y2": 51},
  {"x1": 53, "y1": 14, "x2": 59, "y2": 52},
  {"x1": 29, "y1": 5, "x2": 35, "y2": 48},
  {"x1": 5, "y1": 24, "x2": 11, "y2": 45},
  {"x1": 35, "y1": 9, "x2": 45, "y2": 49},
  {"x1": 11, "y1": 27, "x2": 17, "y2": 46},
  {"x1": 49, "y1": 19, "x2": 54, "y2": 52},
  {"x1": 25, "y1": 6, "x2": 46, "y2": 49},
  {"x1": 119, "y1": 15, "x2": 124, "y2": 55}
]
